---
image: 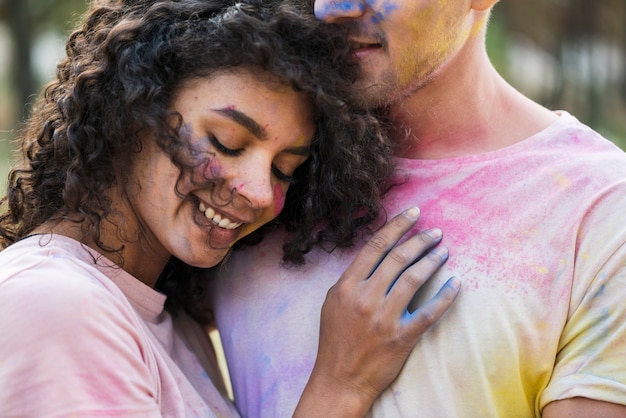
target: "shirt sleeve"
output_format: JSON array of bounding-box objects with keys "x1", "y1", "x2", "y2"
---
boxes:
[
  {"x1": 0, "y1": 268, "x2": 161, "y2": 417},
  {"x1": 540, "y1": 184, "x2": 626, "y2": 410}
]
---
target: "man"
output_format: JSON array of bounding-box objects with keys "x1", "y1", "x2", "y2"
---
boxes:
[{"x1": 208, "y1": 0, "x2": 626, "y2": 416}]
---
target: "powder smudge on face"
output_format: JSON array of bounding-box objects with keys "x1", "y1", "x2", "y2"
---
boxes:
[
  {"x1": 207, "y1": 158, "x2": 222, "y2": 179},
  {"x1": 273, "y1": 182, "x2": 286, "y2": 217}
]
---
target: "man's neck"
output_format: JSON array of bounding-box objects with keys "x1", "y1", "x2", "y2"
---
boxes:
[{"x1": 388, "y1": 49, "x2": 557, "y2": 160}]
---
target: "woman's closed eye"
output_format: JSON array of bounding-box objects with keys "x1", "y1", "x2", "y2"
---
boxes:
[
  {"x1": 272, "y1": 165, "x2": 298, "y2": 185},
  {"x1": 209, "y1": 134, "x2": 299, "y2": 185},
  {"x1": 209, "y1": 134, "x2": 242, "y2": 156}
]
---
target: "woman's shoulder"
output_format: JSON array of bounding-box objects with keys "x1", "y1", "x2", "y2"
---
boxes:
[
  {"x1": 0, "y1": 237, "x2": 161, "y2": 415},
  {"x1": 0, "y1": 234, "x2": 140, "y2": 338}
]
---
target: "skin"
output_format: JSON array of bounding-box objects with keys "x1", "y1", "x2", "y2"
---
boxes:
[
  {"x1": 295, "y1": 208, "x2": 460, "y2": 417},
  {"x1": 315, "y1": 0, "x2": 476, "y2": 108},
  {"x1": 30, "y1": 69, "x2": 461, "y2": 416},
  {"x1": 314, "y1": 0, "x2": 626, "y2": 416},
  {"x1": 47, "y1": 71, "x2": 315, "y2": 287},
  {"x1": 315, "y1": 0, "x2": 557, "y2": 160}
]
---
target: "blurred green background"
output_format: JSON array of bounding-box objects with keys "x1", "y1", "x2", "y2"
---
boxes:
[{"x1": 1, "y1": 0, "x2": 625, "y2": 193}]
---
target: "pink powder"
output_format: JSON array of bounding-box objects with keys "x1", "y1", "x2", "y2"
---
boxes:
[{"x1": 273, "y1": 183, "x2": 286, "y2": 216}]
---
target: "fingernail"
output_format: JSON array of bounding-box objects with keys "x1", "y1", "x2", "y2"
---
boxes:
[
  {"x1": 431, "y1": 246, "x2": 449, "y2": 261},
  {"x1": 424, "y1": 228, "x2": 442, "y2": 241},
  {"x1": 446, "y1": 276, "x2": 461, "y2": 291},
  {"x1": 404, "y1": 207, "x2": 420, "y2": 221}
]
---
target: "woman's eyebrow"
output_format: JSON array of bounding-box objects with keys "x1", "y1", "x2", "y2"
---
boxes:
[{"x1": 213, "y1": 107, "x2": 268, "y2": 140}]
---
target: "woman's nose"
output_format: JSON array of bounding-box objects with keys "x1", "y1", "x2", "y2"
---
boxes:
[
  {"x1": 232, "y1": 165, "x2": 275, "y2": 210},
  {"x1": 314, "y1": 0, "x2": 365, "y2": 22}
]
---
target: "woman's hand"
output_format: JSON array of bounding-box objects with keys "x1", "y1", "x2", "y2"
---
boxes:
[{"x1": 294, "y1": 207, "x2": 460, "y2": 418}]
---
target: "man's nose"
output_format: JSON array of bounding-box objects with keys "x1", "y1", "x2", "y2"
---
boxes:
[{"x1": 314, "y1": 0, "x2": 364, "y2": 22}]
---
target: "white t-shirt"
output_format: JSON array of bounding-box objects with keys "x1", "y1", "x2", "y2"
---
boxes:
[
  {"x1": 210, "y1": 112, "x2": 626, "y2": 417},
  {"x1": 0, "y1": 234, "x2": 239, "y2": 417}
]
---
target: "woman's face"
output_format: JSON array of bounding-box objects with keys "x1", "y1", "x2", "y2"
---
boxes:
[{"x1": 126, "y1": 71, "x2": 314, "y2": 272}]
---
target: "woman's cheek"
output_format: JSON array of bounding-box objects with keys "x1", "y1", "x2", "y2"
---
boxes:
[
  {"x1": 273, "y1": 182, "x2": 286, "y2": 217},
  {"x1": 207, "y1": 157, "x2": 222, "y2": 179}
]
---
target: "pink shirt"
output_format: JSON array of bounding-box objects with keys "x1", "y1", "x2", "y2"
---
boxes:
[
  {"x1": 210, "y1": 112, "x2": 626, "y2": 417},
  {"x1": 0, "y1": 234, "x2": 239, "y2": 417}
]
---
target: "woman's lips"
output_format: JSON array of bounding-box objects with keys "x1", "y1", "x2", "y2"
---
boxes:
[{"x1": 198, "y1": 202, "x2": 242, "y2": 230}]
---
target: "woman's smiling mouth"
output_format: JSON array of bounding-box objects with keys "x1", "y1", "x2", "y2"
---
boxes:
[{"x1": 198, "y1": 202, "x2": 242, "y2": 230}]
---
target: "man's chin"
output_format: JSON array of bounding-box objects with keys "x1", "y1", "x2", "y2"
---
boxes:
[{"x1": 351, "y1": 80, "x2": 396, "y2": 110}]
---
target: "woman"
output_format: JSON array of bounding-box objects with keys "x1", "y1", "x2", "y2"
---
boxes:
[{"x1": 0, "y1": 0, "x2": 459, "y2": 416}]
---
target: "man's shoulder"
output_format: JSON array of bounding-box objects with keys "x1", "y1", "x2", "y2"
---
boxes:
[{"x1": 549, "y1": 112, "x2": 624, "y2": 156}]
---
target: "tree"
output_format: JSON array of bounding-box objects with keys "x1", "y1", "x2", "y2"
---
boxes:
[
  {"x1": 494, "y1": 0, "x2": 626, "y2": 146},
  {"x1": 0, "y1": 0, "x2": 87, "y2": 122}
]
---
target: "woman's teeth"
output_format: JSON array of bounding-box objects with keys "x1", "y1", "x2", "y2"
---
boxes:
[{"x1": 199, "y1": 203, "x2": 242, "y2": 230}]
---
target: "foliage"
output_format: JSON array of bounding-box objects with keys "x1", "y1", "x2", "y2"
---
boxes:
[{"x1": 492, "y1": 0, "x2": 626, "y2": 147}]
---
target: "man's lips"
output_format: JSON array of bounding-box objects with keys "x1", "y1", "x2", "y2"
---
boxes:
[
  {"x1": 350, "y1": 41, "x2": 381, "y2": 49},
  {"x1": 348, "y1": 36, "x2": 384, "y2": 59},
  {"x1": 350, "y1": 40, "x2": 382, "y2": 50}
]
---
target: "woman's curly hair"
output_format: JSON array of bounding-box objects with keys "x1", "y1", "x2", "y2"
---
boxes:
[{"x1": 0, "y1": 0, "x2": 394, "y2": 322}]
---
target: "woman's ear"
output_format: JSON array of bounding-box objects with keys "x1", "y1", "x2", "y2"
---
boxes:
[{"x1": 471, "y1": 0, "x2": 499, "y2": 12}]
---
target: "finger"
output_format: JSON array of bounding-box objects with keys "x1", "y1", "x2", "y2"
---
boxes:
[
  {"x1": 401, "y1": 276, "x2": 461, "y2": 337},
  {"x1": 339, "y1": 207, "x2": 421, "y2": 285},
  {"x1": 367, "y1": 229, "x2": 444, "y2": 297},
  {"x1": 383, "y1": 245, "x2": 449, "y2": 312}
]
